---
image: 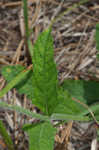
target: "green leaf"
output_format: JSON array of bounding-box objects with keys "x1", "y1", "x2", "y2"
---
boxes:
[
  {"x1": 1, "y1": 28, "x2": 58, "y2": 116},
  {"x1": 96, "y1": 23, "x2": 99, "y2": 50},
  {"x1": 0, "y1": 120, "x2": 15, "y2": 150},
  {"x1": 53, "y1": 87, "x2": 84, "y2": 114},
  {"x1": 1, "y1": 65, "x2": 34, "y2": 100},
  {"x1": 1, "y1": 65, "x2": 24, "y2": 81},
  {"x1": 62, "y1": 80, "x2": 99, "y2": 105},
  {"x1": 0, "y1": 101, "x2": 49, "y2": 122},
  {"x1": 32, "y1": 28, "x2": 58, "y2": 115},
  {"x1": 23, "y1": 122, "x2": 56, "y2": 150}
]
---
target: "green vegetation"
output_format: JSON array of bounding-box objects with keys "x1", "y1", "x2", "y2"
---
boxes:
[
  {"x1": 0, "y1": 0, "x2": 99, "y2": 150},
  {"x1": 0, "y1": 120, "x2": 15, "y2": 150}
]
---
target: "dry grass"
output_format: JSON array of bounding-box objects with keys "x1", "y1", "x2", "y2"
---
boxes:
[{"x1": 0, "y1": 0, "x2": 99, "y2": 149}]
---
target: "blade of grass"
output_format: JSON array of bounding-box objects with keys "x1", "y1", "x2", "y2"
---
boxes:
[
  {"x1": 22, "y1": 0, "x2": 32, "y2": 63},
  {"x1": 0, "y1": 120, "x2": 15, "y2": 150},
  {"x1": 22, "y1": 0, "x2": 29, "y2": 39}
]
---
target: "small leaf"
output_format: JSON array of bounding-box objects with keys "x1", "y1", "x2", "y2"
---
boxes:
[
  {"x1": 1, "y1": 65, "x2": 24, "y2": 81},
  {"x1": 32, "y1": 28, "x2": 58, "y2": 115},
  {"x1": 62, "y1": 80, "x2": 99, "y2": 105},
  {"x1": 1, "y1": 65, "x2": 34, "y2": 100},
  {"x1": 23, "y1": 122, "x2": 56, "y2": 150}
]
